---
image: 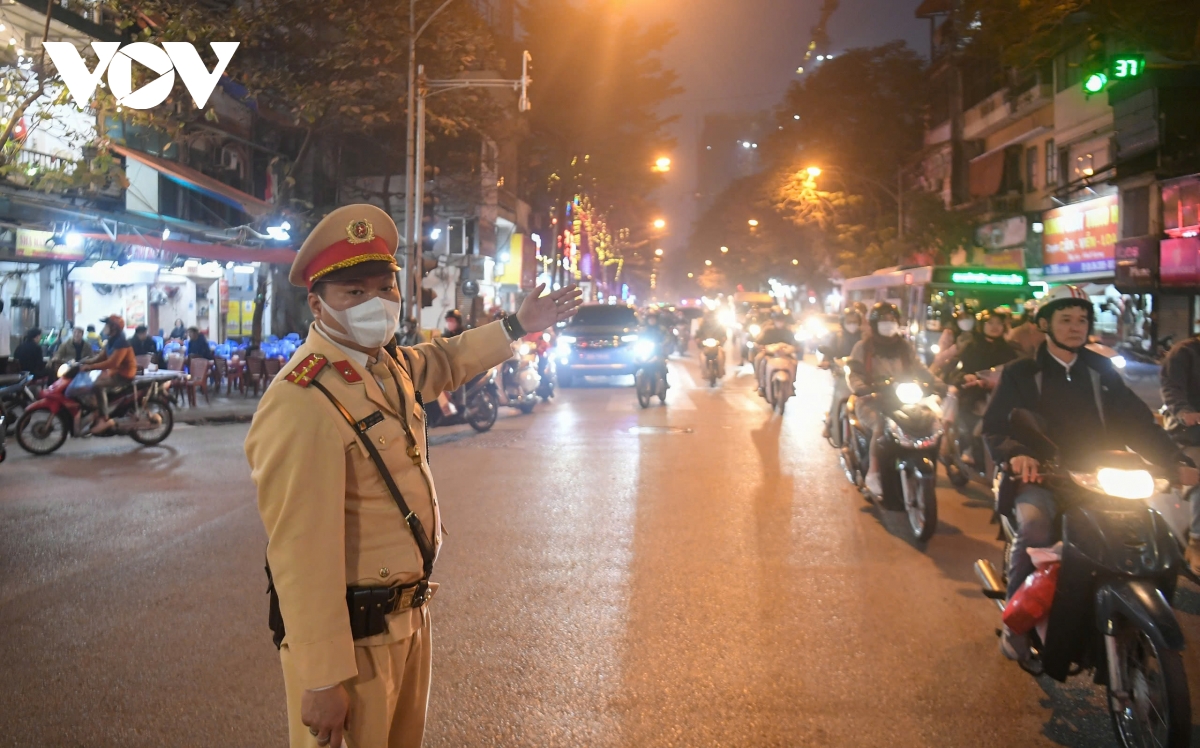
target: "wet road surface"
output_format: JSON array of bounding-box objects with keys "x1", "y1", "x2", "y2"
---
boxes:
[{"x1": 3, "y1": 352, "x2": 1200, "y2": 746}]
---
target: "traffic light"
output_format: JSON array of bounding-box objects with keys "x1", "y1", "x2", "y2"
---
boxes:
[{"x1": 1083, "y1": 72, "x2": 1108, "y2": 94}]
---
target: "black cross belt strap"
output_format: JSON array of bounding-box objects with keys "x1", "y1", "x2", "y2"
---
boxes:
[{"x1": 309, "y1": 376, "x2": 436, "y2": 602}]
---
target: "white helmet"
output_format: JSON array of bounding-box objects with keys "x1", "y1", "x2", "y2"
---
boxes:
[{"x1": 1035, "y1": 284, "x2": 1091, "y2": 325}]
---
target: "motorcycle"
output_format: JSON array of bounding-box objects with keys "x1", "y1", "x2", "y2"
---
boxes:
[
  {"x1": 15, "y1": 363, "x2": 177, "y2": 455},
  {"x1": 700, "y1": 337, "x2": 724, "y2": 387},
  {"x1": 940, "y1": 366, "x2": 1003, "y2": 488},
  {"x1": 1, "y1": 372, "x2": 37, "y2": 436},
  {"x1": 823, "y1": 357, "x2": 849, "y2": 448},
  {"x1": 496, "y1": 342, "x2": 542, "y2": 414},
  {"x1": 760, "y1": 342, "x2": 798, "y2": 414},
  {"x1": 531, "y1": 333, "x2": 557, "y2": 401},
  {"x1": 841, "y1": 378, "x2": 944, "y2": 542},
  {"x1": 739, "y1": 323, "x2": 762, "y2": 366},
  {"x1": 975, "y1": 409, "x2": 1192, "y2": 748},
  {"x1": 423, "y1": 371, "x2": 500, "y2": 432},
  {"x1": 633, "y1": 339, "x2": 667, "y2": 409}
]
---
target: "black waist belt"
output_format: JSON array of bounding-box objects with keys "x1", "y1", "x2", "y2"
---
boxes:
[{"x1": 346, "y1": 580, "x2": 430, "y2": 640}]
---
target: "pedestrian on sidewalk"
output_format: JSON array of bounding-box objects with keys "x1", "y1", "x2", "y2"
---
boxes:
[{"x1": 244, "y1": 204, "x2": 582, "y2": 748}]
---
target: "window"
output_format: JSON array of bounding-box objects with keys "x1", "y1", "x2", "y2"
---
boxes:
[
  {"x1": 1044, "y1": 139, "x2": 1057, "y2": 186},
  {"x1": 568, "y1": 305, "x2": 638, "y2": 328},
  {"x1": 1025, "y1": 146, "x2": 1038, "y2": 193}
]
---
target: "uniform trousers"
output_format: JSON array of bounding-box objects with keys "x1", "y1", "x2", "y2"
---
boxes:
[{"x1": 281, "y1": 608, "x2": 433, "y2": 748}]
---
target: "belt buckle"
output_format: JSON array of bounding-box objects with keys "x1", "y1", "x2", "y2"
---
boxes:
[{"x1": 410, "y1": 580, "x2": 429, "y2": 608}]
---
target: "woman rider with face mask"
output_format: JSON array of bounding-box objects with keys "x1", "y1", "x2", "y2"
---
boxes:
[
  {"x1": 847, "y1": 302, "x2": 942, "y2": 496},
  {"x1": 820, "y1": 307, "x2": 865, "y2": 439}
]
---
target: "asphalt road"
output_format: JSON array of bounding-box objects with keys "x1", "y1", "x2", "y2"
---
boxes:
[{"x1": 3, "y1": 351, "x2": 1200, "y2": 747}]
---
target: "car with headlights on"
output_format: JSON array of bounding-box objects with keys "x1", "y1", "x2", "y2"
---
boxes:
[{"x1": 554, "y1": 304, "x2": 642, "y2": 387}]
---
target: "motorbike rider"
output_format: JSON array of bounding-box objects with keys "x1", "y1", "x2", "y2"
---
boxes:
[
  {"x1": 81, "y1": 315, "x2": 138, "y2": 434},
  {"x1": 1007, "y1": 299, "x2": 1046, "y2": 359},
  {"x1": 981, "y1": 284, "x2": 1199, "y2": 662},
  {"x1": 443, "y1": 309, "x2": 465, "y2": 339},
  {"x1": 946, "y1": 308, "x2": 1019, "y2": 465},
  {"x1": 639, "y1": 309, "x2": 670, "y2": 383},
  {"x1": 847, "y1": 302, "x2": 941, "y2": 496},
  {"x1": 695, "y1": 310, "x2": 728, "y2": 371},
  {"x1": 819, "y1": 307, "x2": 864, "y2": 438},
  {"x1": 395, "y1": 317, "x2": 422, "y2": 347},
  {"x1": 754, "y1": 310, "x2": 796, "y2": 396},
  {"x1": 1158, "y1": 327, "x2": 1200, "y2": 574}
]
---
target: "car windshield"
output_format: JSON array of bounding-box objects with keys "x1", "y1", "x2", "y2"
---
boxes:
[{"x1": 568, "y1": 306, "x2": 638, "y2": 328}]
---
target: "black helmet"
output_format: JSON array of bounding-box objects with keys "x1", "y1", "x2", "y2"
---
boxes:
[
  {"x1": 770, "y1": 309, "x2": 787, "y2": 322},
  {"x1": 868, "y1": 302, "x2": 900, "y2": 333},
  {"x1": 841, "y1": 306, "x2": 863, "y2": 324},
  {"x1": 445, "y1": 309, "x2": 464, "y2": 325}
]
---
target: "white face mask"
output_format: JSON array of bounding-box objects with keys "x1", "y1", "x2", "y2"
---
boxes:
[
  {"x1": 319, "y1": 296, "x2": 400, "y2": 349},
  {"x1": 958, "y1": 318, "x2": 975, "y2": 331},
  {"x1": 844, "y1": 323, "x2": 860, "y2": 334},
  {"x1": 876, "y1": 321, "x2": 899, "y2": 338}
]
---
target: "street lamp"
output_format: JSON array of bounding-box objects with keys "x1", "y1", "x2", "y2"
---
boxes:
[
  {"x1": 704, "y1": 259, "x2": 712, "y2": 266},
  {"x1": 720, "y1": 246, "x2": 729, "y2": 253},
  {"x1": 687, "y1": 272, "x2": 694, "y2": 278},
  {"x1": 791, "y1": 259, "x2": 799, "y2": 265},
  {"x1": 653, "y1": 156, "x2": 671, "y2": 172},
  {"x1": 652, "y1": 218, "x2": 666, "y2": 230},
  {"x1": 805, "y1": 163, "x2": 905, "y2": 240},
  {"x1": 747, "y1": 219, "x2": 759, "y2": 227},
  {"x1": 654, "y1": 248, "x2": 664, "y2": 257}
]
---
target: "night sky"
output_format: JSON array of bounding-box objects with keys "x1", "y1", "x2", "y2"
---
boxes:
[{"x1": 636, "y1": 0, "x2": 930, "y2": 256}]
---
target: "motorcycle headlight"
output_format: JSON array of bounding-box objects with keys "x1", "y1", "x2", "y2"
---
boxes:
[
  {"x1": 1096, "y1": 468, "x2": 1155, "y2": 499},
  {"x1": 895, "y1": 381, "x2": 924, "y2": 405},
  {"x1": 794, "y1": 330, "x2": 809, "y2": 342},
  {"x1": 57, "y1": 363, "x2": 71, "y2": 378},
  {"x1": 518, "y1": 343, "x2": 533, "y2": 356},
  {"x1": 748, "y1": 324, "x2": 761, "y2": 337},
  {"x1": 560, "y1": 335, "x2": 577, "y2": 345},
  {"x1": 718, "y1": 310, "x2": 734, "y2": 327},
  {"x1": 542, "y1": 332, "x2": 552, "y2": 343},
  {"x1": 806, "y1": 318, "x2": 825, "y2": 334},
  {"x1": 621, "y1": 334, "x2": 639, "y2": 343},
  {"x1": 702, "y1": 338, "x2": 718, "y2": 347},
  {"x1": 672, "y1": 328, "x2": 679, "y2": 334},
  {"x1": 1111, "y1": 355, "x2": 1127, "y2": 369},
  {"x1": 634, "y1": 340, "x2": 656, "y2": 359},
  {"x1": 930, "y1": 343, "x2": 941, "y2": 354}
]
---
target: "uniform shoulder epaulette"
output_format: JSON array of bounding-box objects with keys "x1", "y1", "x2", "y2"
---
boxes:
[
  {"x1": 331, "y1": 360, "x2": 363, "y2": 383},
  {"x1": 285, "y1": 353, "x2": 328, "y2": 387}
]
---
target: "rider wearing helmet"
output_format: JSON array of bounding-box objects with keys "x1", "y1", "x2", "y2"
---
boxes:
[
  {"x1": 982, "y1": 285, "x2": 1199, "y2": 663},
  {"x1": 81, "y1": 314, "x2": 137, "y2": 434},
  {"x1": 947, "y1": 308, "x2": 1019, "y2": 464},
  {"x1": 847, "y1": 302, "x2": 941, "y2": 496},
  {"x1": 695, "y1": 309, "x2": 728, "y2": 371},
  {"x1": 1007, "y1": 299, "x2": 1046, "y2": 358},
  {"x1": 819, "y1": 307, "x2": 865, "y2": 438},
  {"x1": 753, "y1": 310, "x2": 796, "y2": 394},
  {"x1": 442, "y1": 309, "x2": 465, "y2": 338}
]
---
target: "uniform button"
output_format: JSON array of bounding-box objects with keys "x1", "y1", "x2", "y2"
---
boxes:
[
  {"x1": 379, "y1": 567, "x2": 390, "y2": 578},
  {"x1": 378, "y1": 436, "x2": 385, "y2": 444}
]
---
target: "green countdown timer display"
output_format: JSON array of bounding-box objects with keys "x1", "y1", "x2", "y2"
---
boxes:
[{"x1": 1111, "y1": 56, "x2": 1145, "y2": 79}]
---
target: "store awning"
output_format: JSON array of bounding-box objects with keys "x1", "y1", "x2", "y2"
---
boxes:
[
  {"x1": 111, "y1": 144, "x2": 276, "y2": 219},
  {"x1": 969, "y1": 149, "x2": 1005, "y2": 198},
  {"x1": 79, "y1": 233, "x2": 297, "y2": 265}
]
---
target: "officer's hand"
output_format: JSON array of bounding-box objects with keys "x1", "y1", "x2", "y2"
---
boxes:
[
  {"x1": 1182, "y1": 412, "x2": 1200, "y2": 427},
  {"x1": 302, "y1": 685, "x2": 349, "y2": 747},
  {"x1": 1010, "y1": 455, "x2": 1041, "y2": 484},
  {"x1": 516, "y1": 284, "x2": 583, "y2": 332}
]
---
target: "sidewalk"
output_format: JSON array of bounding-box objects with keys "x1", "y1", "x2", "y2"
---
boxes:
[{"x1": 173, "y1": 394, "x2": 261, "y2": 425}]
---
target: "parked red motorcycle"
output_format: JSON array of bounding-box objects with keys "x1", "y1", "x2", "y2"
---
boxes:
[{"x1": 15, "y1": 363, "x2": 178, "y2": 455}]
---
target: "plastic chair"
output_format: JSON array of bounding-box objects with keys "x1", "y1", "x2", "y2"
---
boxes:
[
  {"x1": 225, "y1": 355, "x2": 243, "y2": 395},
  {"x1": 187, "y1": 358, "x2": 212, "y2": 405},
  {"x1": 285, "y1": 332, "x2": 301, "y2": 342},
  {"x1": 166, "y1": 353, "x2": 185, "y2": 371},
  {"x1": 244, "y1": 356, "x2": 267, "y2": 397},
  {"x1": 152, "y1": 336, "x2": 163, "y2": 351},
  {"x1": 263, "y1": 357, "x2": 283, "y2": 388}
]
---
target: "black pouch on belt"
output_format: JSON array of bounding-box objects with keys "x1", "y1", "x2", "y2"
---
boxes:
[{"x1": 346, "y1": 587, "x2": 391, "y2": 639}]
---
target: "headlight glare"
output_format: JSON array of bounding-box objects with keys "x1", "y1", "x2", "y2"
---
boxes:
[
  {"x1": 703, "y1": 338, "x2": 719, "y2": 347},
  {"x1": 1096, "y1": 467, "x2": 1155, "y2": 499},
  {"x1": 634, "y1": 340, "x2": 656, "y2": 359},
  {"x1": 57, "y1": 363, "x2": 71, "y2": 378},
  {"x1": 895, "y1": 381, "x2": 924, "y2": 405},
  {"x1": 621, "y1": 334, "x2": 639, "y2": 342},
  {"x1": 748, "y1": 324, "x2": 761, "y2": 337}
]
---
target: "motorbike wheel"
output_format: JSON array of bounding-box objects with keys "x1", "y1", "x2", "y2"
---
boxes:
[
  {"x1": 467, "y1": 389, "x2": 499, "y2": 432},
  {"x1": 4, "y1": 401, "x2": 25, "y2": 436},
  {"x1": 839, "y1": 416, "x2": 861, "y2": 487},
  {"x1": 1108, "y1": 619, "x2": 1192, "y2": 748},
  {"x1": 657, "y1": 373, "x2": 667, "y2": 404},
  {"x1": 900, "y1": 464, "x2": 938, "y2": 542},
  {"x1": 635, "y1": 370, "x2": 652, "y2": 409},
  {"x1": 16, "y1": 410, "x2": 68, "y2": 455},
  {"x1": 827, "y1": 402, "x2": 846, "y2": 450},
  {"x1": 130, "y1": 398, "x2": 174, "y2": 446}
]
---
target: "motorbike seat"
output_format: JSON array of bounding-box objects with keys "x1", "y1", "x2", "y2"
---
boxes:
[{"x1": 0, "y1": 373, "x2": 29, "y2": 387}]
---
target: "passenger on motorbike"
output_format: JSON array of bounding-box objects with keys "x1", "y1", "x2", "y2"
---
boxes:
[
  {"x1": 819, "y1": 308, "x2": 863, "y2": 438},
  {"x1": 81, "y1": 315, "x2": 138, "y2": 434},
  {"x1": 1158, "y1": 327, "x2": 1200, "y2": 574},
  {"x1": 981, "y1": 284, "x2": 1198, "y2": 661},
  {"x1": 442, "y1": 309, "x2": 465, "y2": 339},
  {"x1": 847, "y1": 302, "x2": 941, "y2": 496},
  {"x1": 639, "y1": 310, "x2": 671, "y2": 387},
  {"x1": 947, "y1": 308, "x2": 1019, "y2": 463}
]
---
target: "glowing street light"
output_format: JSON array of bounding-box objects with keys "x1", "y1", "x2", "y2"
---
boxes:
[
  {"x1": 747, "y1": 219, "x2": 759, "y2": 227},
  {"x1": 687, "y1": 272, "x2": 694, "y2": 278},
  {"x1": 805, "y1": 166, "x2": 822, "y2": 178},
  {"x1": 652, "y1": 218, "x2": 667, "y2": 230},
  {"x1": 704, "y1": 259, "x2": 712, "y2": 266},
  {"x1": 654, "y1": 248, "x2": 664, "y2": 257},
  {"x1": 653, "y1": 156, "x2": 672, "y2": 172},
  {"x1": 720, "y1": 246, "x2": 729, "y2": 253},
  {"x1": 792, "y1": 259, "x2": 799, "y2": 265}
]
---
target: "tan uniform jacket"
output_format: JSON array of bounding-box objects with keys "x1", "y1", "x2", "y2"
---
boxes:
[{"x1": 245, "y1": 321, "x2": 512, "y2": 692}]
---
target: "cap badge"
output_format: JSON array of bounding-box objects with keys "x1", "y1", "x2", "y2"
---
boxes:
[{"x1": 346, "y1": 219, "x2": 375, "y2": 244}]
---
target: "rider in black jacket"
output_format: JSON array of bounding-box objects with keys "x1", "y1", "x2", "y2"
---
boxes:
[{"x1": 982, "y1": 285, "x2": 1197, "y2": 662}]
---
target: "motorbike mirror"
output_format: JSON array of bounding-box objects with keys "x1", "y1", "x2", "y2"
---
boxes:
[{"x1": 1009, "y1": 408, "x2": 1058, "y2": 460}]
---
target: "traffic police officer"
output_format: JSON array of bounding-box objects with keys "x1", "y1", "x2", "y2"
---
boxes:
[{"x1": 245, "y1": 204, "x2": 580, "y2": 748}]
